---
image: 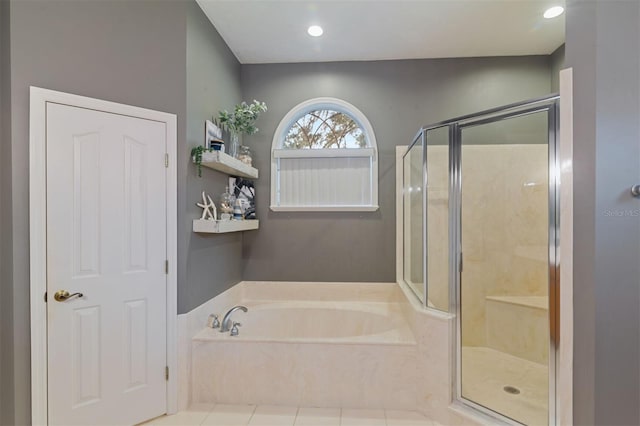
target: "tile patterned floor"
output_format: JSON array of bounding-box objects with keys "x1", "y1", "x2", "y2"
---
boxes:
[{"x1": 142, "y1": 404, "x2": 439, "y2": 426}]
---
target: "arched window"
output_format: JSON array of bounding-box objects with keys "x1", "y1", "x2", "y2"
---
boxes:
[{"x1": 270, "y1": 98, "x2": 379, "y2": 211}]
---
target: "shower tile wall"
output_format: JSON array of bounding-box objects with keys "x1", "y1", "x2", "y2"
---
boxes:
[{"x1": 427, "y1": 144, "x2": 549, "y2": 354}]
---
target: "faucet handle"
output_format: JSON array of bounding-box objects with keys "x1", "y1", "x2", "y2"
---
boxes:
[
  {"x1": 230, "y1": 322, "x2": 242, "y2": 336},
  {"x1": 208, "y1": 314, "x2": 220, "y2": 329}
]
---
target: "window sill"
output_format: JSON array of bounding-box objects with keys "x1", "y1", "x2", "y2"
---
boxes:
[{"x1": 270, "y1": 205, "x2": 379, "y2": 212}]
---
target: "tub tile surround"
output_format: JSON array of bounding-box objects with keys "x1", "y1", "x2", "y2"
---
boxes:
[
  {"x1": 242, "y1": 280, "x2": 405, "y2": 303},
  {"x1": 177, "y1": 283, "x2": 245, "y2": 409},
  {"x1": 192, "y1": 340, "x2": 418, "y2": 409}
]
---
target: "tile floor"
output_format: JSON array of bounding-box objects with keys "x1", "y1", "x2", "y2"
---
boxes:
[{"x1": 142, "y1": 404, "x2": 440, "y2": 426}]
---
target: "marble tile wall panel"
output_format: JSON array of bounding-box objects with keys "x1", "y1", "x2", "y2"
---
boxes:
[
  {"x1": 426, "y1": 145, "x2": 549, "y2": 349},
  {"x1": 485, "y1": 298, "x2": 549, "y2": 364}
]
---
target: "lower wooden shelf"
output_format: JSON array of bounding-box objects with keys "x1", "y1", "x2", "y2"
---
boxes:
[{"x1": 193, "y1": 219, "x2": 259, "y2": 233}]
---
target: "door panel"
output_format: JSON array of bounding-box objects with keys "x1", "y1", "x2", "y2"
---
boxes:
[
  {"x1": 459, "y1": 110, "x2": 552, "y2": 425},
  {"x1": 47, "y1": 103, "x2": 167, "y2": 425}
]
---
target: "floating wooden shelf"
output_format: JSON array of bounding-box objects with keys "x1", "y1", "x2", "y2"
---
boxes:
[
  {"x1": 193, "y1": 219, "x2": 259, "y2": 234},
  {"x1": 199, "y1": 151, "x2": 258, "y2": 179}
]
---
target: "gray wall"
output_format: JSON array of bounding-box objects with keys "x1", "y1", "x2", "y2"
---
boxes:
[
  {"x1": 5, "y1": 1, "x2": 188, "y2": 423},
  {"x1": 566, "y1": 1, "x2": 640, "y2": 425},
  {"x1": 550, "y1": 44, "x2": 565, "y2": 93},
  {"x1": 1, "y1": 1, "x2": 244, "y2": 421},
  {"x1": 0, "y1": 1, "x2": 13, "y2": 424},
  {"x1": 240, "y1": 57, "x2": 553, "y2": 282},
  {"x1": 182, "y1": 1, "x2": 243, "y2": 313}
]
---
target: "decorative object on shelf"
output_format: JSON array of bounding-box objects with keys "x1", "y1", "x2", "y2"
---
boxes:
[
  {"x1": 205, "y1": 120, "x2": 224, "y2": 152},
  {"x1": 196, "y1": 191, "x2": 217, "y2": 221},
  {"x1": 219, "y1": 186, "x2": 235, "y2": 221},
  {"x1": 232, "y1": 199, "x2": 243, "y2": 220},
  {"x1": 238, "y1": 145, "x2": 253, "y2": 166},
  {"x1": 230, "y1": 176, "x2": 256, "y2": 220},
  {"x1": 216, "y1": 100, "x2": 267, "y2": 159},
  {"x1": 210, "y1": 140, "x2": 224, "y2": 152},
  {"x1": 191, "y1": 146, "x2": 215, "y2": 177},
  {"x1": 229, "y1": 133, "x2": 240, "y2": 160}
]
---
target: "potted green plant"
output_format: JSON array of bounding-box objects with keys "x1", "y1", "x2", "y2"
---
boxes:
[
  {"x1": 191, "y1": 145, "x2": 214, "y2": 177},
  {"x1": 216, "y1": 100, "x2": 267, "y2": 158}
]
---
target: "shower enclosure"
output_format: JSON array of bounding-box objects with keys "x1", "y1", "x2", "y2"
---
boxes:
[{"x1": 401, "y1": 95, "x2": 559, "y2": 425}]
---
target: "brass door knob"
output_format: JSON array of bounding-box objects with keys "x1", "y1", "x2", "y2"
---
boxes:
[{"x1": 53, "y1": 290, "x2": 83, "y2": 302}]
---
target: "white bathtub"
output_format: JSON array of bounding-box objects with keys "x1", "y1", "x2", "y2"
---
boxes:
[
  {"x1": 195, "y1": 300, "x2": 415, "y2": 344},
  {"x1": 190, "y1": 283, "x2": 418, "y2": 410}
]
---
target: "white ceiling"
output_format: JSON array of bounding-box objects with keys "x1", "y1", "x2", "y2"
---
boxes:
[{"x1": 196, "y1": 0, "x2": 565, "y2": 64}]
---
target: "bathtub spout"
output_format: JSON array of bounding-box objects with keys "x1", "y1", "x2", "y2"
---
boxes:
[{"x1": 221, "y1": 305, "x2": 248, "y2": 332}]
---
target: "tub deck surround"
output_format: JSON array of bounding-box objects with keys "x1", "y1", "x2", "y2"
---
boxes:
[{"x1": 190, "y1": 282, "x2": 418, "y2": 410}]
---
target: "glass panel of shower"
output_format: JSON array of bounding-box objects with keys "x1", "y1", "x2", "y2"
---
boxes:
[
  {"x1": 458, "y1": 108, "x2": 554, "y2": 425},
  {"x1": 402, "y1": 135, "x2": 424, "y2": 302},
  {"x1": 402, "y1": 127, "x2": 451, "y2": 310}
]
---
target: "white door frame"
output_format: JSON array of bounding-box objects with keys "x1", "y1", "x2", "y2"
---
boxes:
[{"x1": 29, "y1": 87, "x2": 178, "y2": 425}]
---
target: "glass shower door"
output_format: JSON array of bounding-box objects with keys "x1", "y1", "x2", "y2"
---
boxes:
[{"x1": 458, "y1": 108, "x2": 555, "y2": 425}]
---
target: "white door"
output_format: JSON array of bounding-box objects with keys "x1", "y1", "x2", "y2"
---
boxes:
[{"x1": 46, "y1": 103, "x2": 168, "y2": 425}]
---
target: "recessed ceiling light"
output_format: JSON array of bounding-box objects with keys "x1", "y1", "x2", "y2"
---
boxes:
[
  {"x1": 307, "y1": 25, "x2": 323, "y2": 37},
  {"x1": 544, "y1": 6, "x2": 564, "y2": 19}
]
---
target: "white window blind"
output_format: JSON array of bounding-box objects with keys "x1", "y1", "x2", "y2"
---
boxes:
[{"x1": 270, "y1": 98, "x2": 379, "y2": 212}]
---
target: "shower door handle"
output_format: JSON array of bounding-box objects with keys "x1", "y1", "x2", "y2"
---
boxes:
[{"x1": 632, "y1": 185, "x2": 640, "y2": 197}]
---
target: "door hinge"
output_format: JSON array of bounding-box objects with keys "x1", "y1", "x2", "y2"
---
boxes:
[
  {"x1": 459, "y1": 252, "x2": 463, "y2": 272},
  {"x1": 165, "y1": 366, "x2": 169, "y2": 381},
  {"x1": 44, "y1": 292, "x2": 47, "y2": 303},
  {"x1": 165, "y1": 153, "x2": 169, "y2": 168},
  {"x1": 165, "y1": 260, "x2": 169, "y2": 275}
]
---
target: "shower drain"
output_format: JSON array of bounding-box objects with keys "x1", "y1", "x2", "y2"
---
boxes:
[{"x1": 503, "y1": 385, "x2": 521, "y2": 395}]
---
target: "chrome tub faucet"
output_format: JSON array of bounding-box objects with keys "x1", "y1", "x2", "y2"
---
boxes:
[{"x1": 220, "y1": 305, "x2": 248, "y2": 332}]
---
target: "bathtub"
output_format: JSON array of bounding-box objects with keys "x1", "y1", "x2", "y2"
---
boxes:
[
  {"x1": 196, "y1": 300, "x2": 415, "y2": 344},
  {"x1": 190, "y1": 282, "x2": 418, "y2": 410}
]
